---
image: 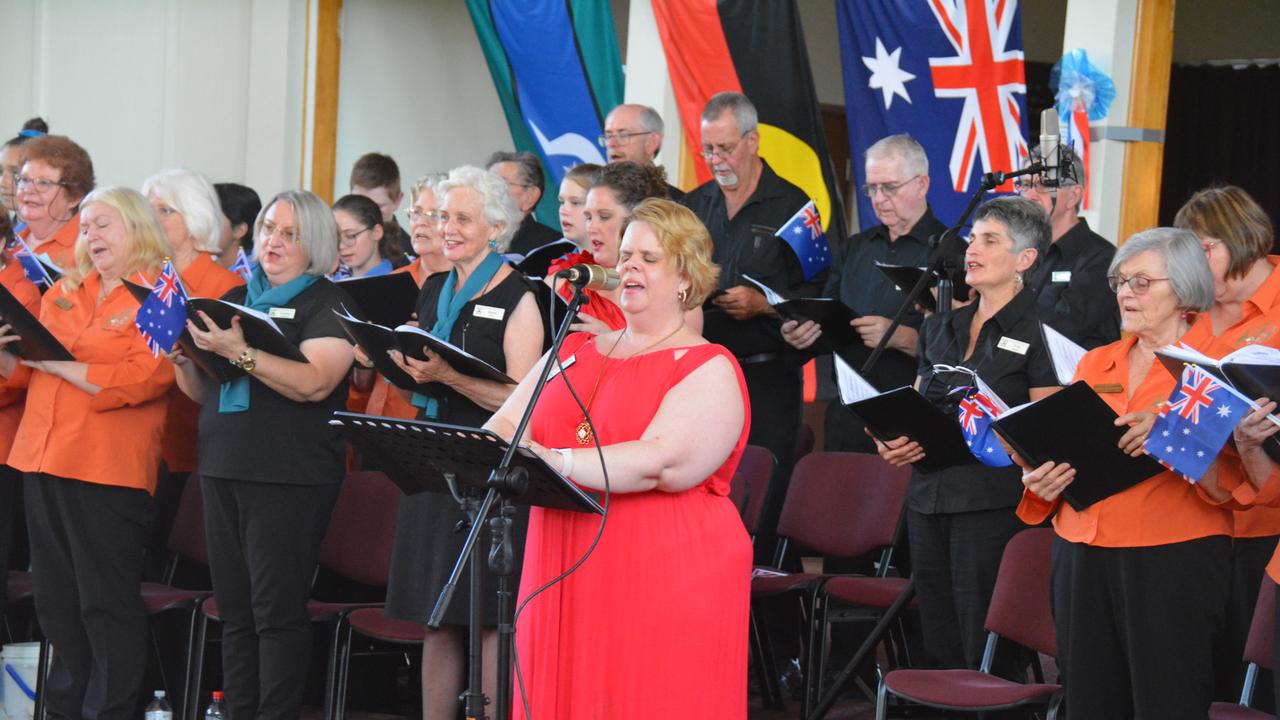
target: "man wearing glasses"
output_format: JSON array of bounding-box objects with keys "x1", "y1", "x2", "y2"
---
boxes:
[
  {"x1": 782, "y1": 134, "x2": 946, "y2": 452},
  {"x1": 1018, "y1": 144, "x2": 1119, "y2": 349},
  {"x1": 683, "y1": 91, "x2": 819, "y2": 549},
  {"x1": 486, "y1": 150, "x2": 564, "y2": 277},
  {"x1": 599, "y1": 104, "x2": 683, "y2": 201}
]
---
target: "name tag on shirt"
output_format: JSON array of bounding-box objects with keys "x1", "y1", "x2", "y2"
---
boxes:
[
  {"x1": 547, "y1": 354, "x2": 576, "y2": 380},
  {"x1": 473, "y1": 305, "x2": 505, "y2": 321},
  {"x1": 1051, "y1": 271, "x2": 1072, "y2": 283},
  {"x1": 268, "y1": 307, "x2": 296, "y2": 320},
  {"x1": 997, "y1": 336, "x2": 1030, "y2": 355}
]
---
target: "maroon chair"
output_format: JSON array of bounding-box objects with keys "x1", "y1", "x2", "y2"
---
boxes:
[
  {"x1": 729, "y1": 444, "x2": 775, "y2": 533},
  {"x1": 874, "y1": 528, "x2": 1062, "y2": 720},
  {"x1": 1211, "y1": 581, "x2": 1277, "y2": 719},
  {"x1": 796, "y1": 422, "x2": 816, "y2": 462},
  {"x1": 328, "y1": 608, "x2": 426, "y2": 720},
  {"x1": 749, "y1": 451, "x2": 910, "y2": 713}
]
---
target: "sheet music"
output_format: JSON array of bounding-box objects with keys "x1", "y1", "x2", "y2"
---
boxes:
[
  {"x1": 834, "y1": 353, "x2": 880, "y2": 404},
  {"x1": 1043, "y1": 323, "x2": 1087, "y2": 385},
  {"x1": 741, "y1": 274, "x2": 785, "y2": 306}
]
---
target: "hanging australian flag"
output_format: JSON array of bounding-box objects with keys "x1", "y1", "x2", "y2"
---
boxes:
[
  {"x1": 957, "y1": 388, "x2": 1013, "y2": 467},
  {"x1": 837, "y1": 0, "x2": 1030, "y2": 230},
  {"x1": 1145, "y1": 364, "x2": 1255, "y2": 483},
  {"x1": 134, "y1": 260, "x2": 188, "y2": 357},
  {"x1": 775, "y1": 200, "x2": 832, "y2": 281}
]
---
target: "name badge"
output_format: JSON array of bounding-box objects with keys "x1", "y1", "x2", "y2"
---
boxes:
[
  {"x1": 1093, "y1": 383, "x2": 1124, "y2": 394},
  {"x1": 53, "y1": 297, "x2": 74, "y2": 311},
  {"x1": 997, "y1": 336, "x2": 1030, "y2": 355},
  {"x1": 268, "y1": 307, "x2": 296, "y2": 320},
  {"x1": 473, "y1": 305, "x2": 505, "y2": 321},
  {"x1": 1052, "y1": 271, "x2": 1072, "y2": 283},
  {"x1": 547, "y1": 354, "x2": 576, "y2": 380}
]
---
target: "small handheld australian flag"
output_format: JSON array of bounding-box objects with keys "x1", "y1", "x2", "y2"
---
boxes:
[
  {"x1": 957, "y1": 388, "x2": 1014, "y2": 468},
  {"x1": 134, "y1": 260, "x2": 188, "y2": 357},
  {"x1": 775, "y1": 200, "x2": 832, "y2": 281},
  {"x1": 1145, "y1": 364, "x2": 1255, "y2": 483}
]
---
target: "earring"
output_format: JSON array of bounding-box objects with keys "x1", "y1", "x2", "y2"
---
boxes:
[
  {"x1": 1014, "y1": 271, "x2": 1024, "y2": 286},
  {"x1": 678, "y1": 288, "x2": 688, "y2": 303},
  {"x1": 488, "y1": 239, "x2": 498, "y2": 250}
]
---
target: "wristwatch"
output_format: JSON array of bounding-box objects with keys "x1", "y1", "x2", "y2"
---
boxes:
[{"x1": 232, "y1": 347, "x2": 258, "y2": 373}]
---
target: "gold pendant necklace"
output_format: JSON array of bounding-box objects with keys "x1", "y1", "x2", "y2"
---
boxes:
[{"x1": 574, "y1": 320, "x2": 685, "y2": 446}]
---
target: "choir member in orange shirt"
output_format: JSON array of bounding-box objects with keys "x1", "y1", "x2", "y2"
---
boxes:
[{"x1": 14, "y1": 134, "x2": 94, "y2": 271}]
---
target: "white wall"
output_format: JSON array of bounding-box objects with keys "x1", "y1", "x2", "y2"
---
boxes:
[{"x1": 0, "y1": 0, "x2": 307, "y2": 198}]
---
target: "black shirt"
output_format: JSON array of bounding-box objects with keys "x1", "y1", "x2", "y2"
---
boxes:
[
  {"x1": 507, "y1": 215, "x2": 563, "y2": 262},
  {"x1": 682, "y1": 160, "x2": 824, "y2": 358},
  {"x1": 824, "y1": 210, "x2": 946, "y2": 391},
  {"x1": 908, "y1": 287, "x2": 1060, "y2": 514},
  {"x1": 1025, "y1": 218, "x2": 1119, "y2": 350},
  {"x1": 198, "y1": 278, "x2": 355, "y2": 485}
]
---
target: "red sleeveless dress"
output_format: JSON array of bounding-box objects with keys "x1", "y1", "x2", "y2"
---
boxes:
[{"x1": 515, "y1": 332, "x2": 752, "y2": 719}]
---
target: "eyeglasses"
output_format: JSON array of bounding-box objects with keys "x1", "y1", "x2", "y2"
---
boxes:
[
  {"x1": 16, "y1": 176, "x2": 66, "y2": 194},
  {"x1": 1107, "y1": 274, "x2": 1170, "y2": 294},
  {"x1": 862, "y1": 175, "x2": 921, "y2": 198},
  {"x1": 338, "y1": 226, "x2": 372, "y2": 247},
  {"x1": 407, "y1": 208, "x2": 441, "y2": 223},
  {"x1": 261, "y1": 222, "x2": 299, "y2": 244},
  {"x1": 700, "y1": 132, "x2": 749, "y2": 160},
  {"x1": 1014, "y1": 178, "x2": 1078, "y2": 194},
  {"x1": 598, "y1": 131, "x2": 652, "y2": 148}
]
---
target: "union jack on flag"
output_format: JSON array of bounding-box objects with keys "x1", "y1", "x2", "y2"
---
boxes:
[
  {"x1": 134, "y1": 260, "x2": 189, "y2": 357},
  {"x1": 837, "y1": 0, "x2": 1030, "y2": 229},
  {"x1": 1145, "y1": 364, "x2": 1255, "y2": 483},
  {"x1": 230, "y1": 247, "x2": 254, "y2": 283},
  {"x1": 774, "y1": 200, "x2": 832, "y2": 281},
  {"x1": 956, "y1": 388, "x2": 1013, "y2": 467}
]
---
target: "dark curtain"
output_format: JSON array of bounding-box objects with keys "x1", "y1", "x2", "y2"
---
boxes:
[{"x1": 1160, "y1": 63, "x2": 1280, "y2": 241}]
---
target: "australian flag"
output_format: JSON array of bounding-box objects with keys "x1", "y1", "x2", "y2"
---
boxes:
[
  {"x1": 957, "y1": 388, "x2": 1013, "y2": 467},
  {"x1": 134, "y1": 260, "x2": 188, "y2": 357},
  {"x1": 775, "y1": 200, "x2": 832, "y2": 281},
  {"x1": 837, "y1": 0, "x2": 1030, "y2": 229},
  {"x1": 230, "y1": 247, "x2": 254, "y2": 283},
  {"x1": 1145, "y1": 364, "x2": 1255, "y2": 482},
  {"x1": 10, "y1": 234, "x2": 52, "y2": 288}
]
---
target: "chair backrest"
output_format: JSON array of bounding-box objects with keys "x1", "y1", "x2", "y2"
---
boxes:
[
  {"x1": 795, "y1": 422, "x2": 816, "y2": 462},
  {"x1": 167, "y1": 473, "x2": 208, "y2": 566},
  {"x1": 984, "y1": 528, "x2": 1057, "y2": 658},
  {"x1": 732, "y1": 444, "x2": 776, "y2": 534},
  {"x1": 1243, "y1": 579, "x2": 1276, "y2": 670},
  {"x1": 775, "y1": 452, "x2": 910, "y2": 560},
  {"x1": 317, "y1": 471, "x2": 403, "y2": 588}
]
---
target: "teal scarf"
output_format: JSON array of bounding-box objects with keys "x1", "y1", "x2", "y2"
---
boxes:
[
  {"x1": 412, "y1": 251, "x2": 504, "y2": 416},
  {"x1": 218, "y1": 267, "x2": 319, "y2": 413}
]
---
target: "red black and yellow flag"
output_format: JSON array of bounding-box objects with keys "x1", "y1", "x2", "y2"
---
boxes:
[{"x1": 651, "y1": 0, "x2": 846, "y2": 241}]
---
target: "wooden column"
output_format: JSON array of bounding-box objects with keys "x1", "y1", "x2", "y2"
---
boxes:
[
  {"x1": 307, "y1": 0, "x2": 343, "y2": 202},
  {"x1": 1118, "y1": 0, "x2": 1175, "y2": 242}
]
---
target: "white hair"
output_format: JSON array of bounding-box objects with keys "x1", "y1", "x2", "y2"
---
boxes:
[
  {"x1": 142, "y1": 168, "x2": 224, "y2": 254},
  {"x1": 437, "y1": 165, "x2": 519, "y2": 252}
]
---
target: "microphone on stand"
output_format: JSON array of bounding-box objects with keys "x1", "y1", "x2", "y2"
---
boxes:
[
  {"x1": 555, "y1": 264, "x2": 620, "y2": 291},
  {"x1": 1039, "y1": 108, "x2": 1061, "y2": 188}
]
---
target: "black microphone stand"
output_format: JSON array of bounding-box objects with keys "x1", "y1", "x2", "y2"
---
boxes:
[{"x1": 428, "y1": 281, "x2": 590, "y2": 720}]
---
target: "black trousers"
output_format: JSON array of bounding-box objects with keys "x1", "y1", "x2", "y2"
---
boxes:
[
  {"x1": 822, "y1": 401, "x2": 877, "y2": 454},
  {"x1": 1217, "y1": 535, "x2": 1278, "y2": 708},
  {"x1": 1052, "y1": 535, "x2": 1230, "y2": 720},
  {"x1": 741, "y1": 358, "x2": 801, "y2": 560},
  {"x1": 906, "y1": 507, "x2": 1024, "y2": 670},
  {"x1": 24, "y1": 472, "x2": 153, "y2": 720},
  {"x1": 143, "y1": 464, "x2": 189, "y2": 581},
  {"x1": 202, "y1": 476, "x2": 340, "y2": 720},
  {"x1": 0, "y1": 464, "x2": 28, "y2": 618}
]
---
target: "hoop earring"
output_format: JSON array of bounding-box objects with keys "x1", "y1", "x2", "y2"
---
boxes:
[{"x1": 678, "y1": 288, "x2": 688, "y2": 303}]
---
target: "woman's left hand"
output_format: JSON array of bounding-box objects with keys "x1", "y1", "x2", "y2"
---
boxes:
[
  {"x1": 187, "y1": 311, "x2": 248, "y2": 360},
  {"x1": 388, "y1": 348, "x2": 457, "y2": 385},
  {"x1": 519, "y1": 439, "x2": 562, "y2": 473},
  {"x1": 1115, "y1": 410, "x2": 1156, "y2": 457},
  {"x1": 1234, "y1": 398, "x2": 1280, "y2": 456}
]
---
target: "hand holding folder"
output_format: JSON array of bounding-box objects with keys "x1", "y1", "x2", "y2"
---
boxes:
[{"x1": 0, "y1": 283, "x2": 73, "y2": 361}]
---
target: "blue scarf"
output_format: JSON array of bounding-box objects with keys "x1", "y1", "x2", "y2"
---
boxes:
[
  {"x1": 412, "y1": 251, "x2": 504, "y2": 416},
  {"x1": 217, "y1": 267, "x2": 319, "y2": 413}
]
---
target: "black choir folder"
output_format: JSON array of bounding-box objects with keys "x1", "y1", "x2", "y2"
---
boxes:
[
  {"x1": 334, "y1": 310, "x2": 515, "y2": 391},
  {"x1": 991, "y1": 381, "x2": 1164, "y2": 511},
  {"x1": 335, "y1": 272, "x2": 420, "y2": 328},
  {"x1": 740, "y1": 275, "x2": 860, "y2": 349},
  {"x1": 0, "y1": 283, "x2": 73, "y2": 361},
  {"x1": 124, "y1": 282, "x2": 308, "y2": 383},
  {"x1": 847, "y1": 386, "x2": 976, "y2": 474}
]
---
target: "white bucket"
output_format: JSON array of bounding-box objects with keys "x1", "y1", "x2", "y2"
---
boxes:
[{"x1": 1, "y1": 642, "x2": 40, "y2": 720}]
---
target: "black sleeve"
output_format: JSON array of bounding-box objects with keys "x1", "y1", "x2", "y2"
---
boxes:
[
  {"x1": 1038, "y1": 246, "x2": 1119, "y2": 348},
  {"x1": 300, "y1": 282, "x2": 355, "y2": 343}
]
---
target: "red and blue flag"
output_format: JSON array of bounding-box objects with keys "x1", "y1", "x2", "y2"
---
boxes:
[
  {"x1": 775, "y1": 200, "x2": 832, "y2": 281},
  {"x1": 1145, "y1": 364, "x2": 1255, "y2": 482},
  {"x1": 135, "y1": 260, "x2": 188, "y2": 357}
]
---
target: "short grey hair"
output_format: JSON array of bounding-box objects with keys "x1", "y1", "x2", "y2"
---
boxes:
[
  {"x1": 254, "y1": 189, "x2": 338, "y2": 277},
  {"x1": 438, "y1": 165, "x2": 520, "y2": 252},
  {"x1": 1110, "y1": 227, "x2": 1215, "y2": 312},
  {"x1": 141, "y1": 168, "x2": 224, "y2": 253},
  {"x1": 409, "y1": 172, "x2": 448, "y2": 204},
  {"x1": 865, "y1": 134, "x2": 929, "y2": 179},
  {"x1": 701, "y1": 91, "x2": 758, "y2": 134},
  {"x1": 973, "y1": 196, "x2": 1051, "y2": 256}
]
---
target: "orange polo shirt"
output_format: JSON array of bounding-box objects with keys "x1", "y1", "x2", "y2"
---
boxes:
[
  {"x1": 19, "y1": 213, "x2": 80, "y2": 273},
  {"x1": 1016, "y1": 334, "x2": 1234, "y2": 546},
  {"x1": 6, "y1": 271, "x2": 175, "y2": 493},
  {"x1": 160, "y1": 254, "x2": 244, "y2": 473},
  {"x1": 0, "y1": 262, "x2": 43, "y2": 462},
  {"x1": 363, "y1": 262, "x2": 431, "y2": 420}
]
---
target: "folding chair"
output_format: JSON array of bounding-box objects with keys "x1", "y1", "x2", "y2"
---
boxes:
[
  {"x1": 729, "y1": 444, "x2": 775, "y2": 534},
  {"x1": 874, "y1": 527, "x2": 1062, "y2": 720},
  {"x1": 1210, "y1": 580, "x2": 1277, "y2": 720}
]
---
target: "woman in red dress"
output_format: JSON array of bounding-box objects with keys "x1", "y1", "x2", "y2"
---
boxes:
[{"x1": 488, "y1": 198, "x2": 751, "y2": 718}]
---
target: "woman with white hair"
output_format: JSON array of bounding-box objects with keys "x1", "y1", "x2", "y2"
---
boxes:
[
  {"x1": 173, "y1": 189, "x2": 355, "y2": 720},
  {"x1": 141, "y1": 168, "x2": 243, "y2": 575},
  {"x1": 383, "y1": 165, "x2": 544, "y2": 719}
]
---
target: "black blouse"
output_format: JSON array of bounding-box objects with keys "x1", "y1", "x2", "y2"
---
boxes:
[{"x1": 908, "y1": 287, "x2": 1060, "y2": 514}]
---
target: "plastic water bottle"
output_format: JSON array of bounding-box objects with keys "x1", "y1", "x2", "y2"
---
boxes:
[
  {"x1": 204, "y1": 691, "x2": 225, "y2": 720},
  {"x1": 145, "y1": 691, "x2": 173, "y2": 720}
]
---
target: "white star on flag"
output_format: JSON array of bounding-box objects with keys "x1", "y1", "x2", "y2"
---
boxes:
[
  {"x1": 1217, "y1": 405, "x2": 1232, "y2": 417},
  {"x1": 863, "y1": 38, "x2": 915, "y2": 110}
]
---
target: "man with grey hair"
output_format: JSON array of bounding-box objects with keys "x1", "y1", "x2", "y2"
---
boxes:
[
  {"x1": 486, "y1": 150, "x2": 561, "y2": 273},
  {"x1": 1017, "y1": 143, "x2": 1118, "y2": 349},
  {"x1": 683, "y1": 91, "x2": 819, "y2": 550},
  {"x1": 783, "y1": 133, "x2": 946, "y2": 452},
  {"x1": 601, "y1": 103, "x2": 683, "y2": 200}
]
